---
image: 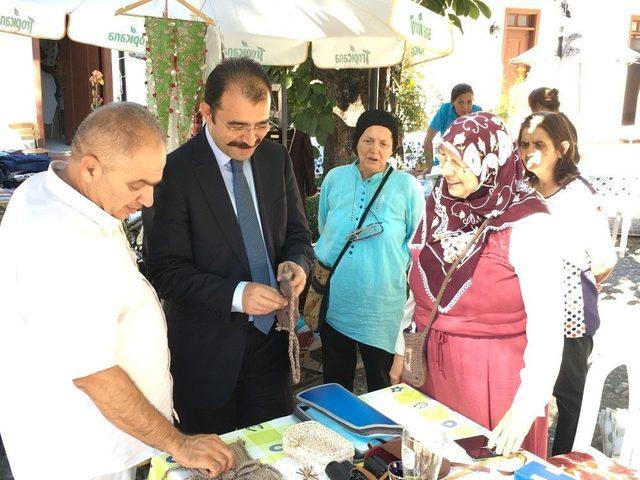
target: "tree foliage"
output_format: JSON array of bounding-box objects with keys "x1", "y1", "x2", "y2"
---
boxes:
[
  {"x1": 395, "y1": 61, "x2": 429, "y2": 133},
  {"x1": 267, "y1": 0, "x2": 491, "y2": 175},
  {"x1": 267, "y1": 60, "x2": 337, "y2": 149},
  {"x1": 421, "y1": 0, "x2": 491, "y2": 31}
]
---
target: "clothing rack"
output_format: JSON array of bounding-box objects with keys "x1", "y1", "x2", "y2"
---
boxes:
[{"x1": 115, "y1": 0, "x2": 215, "y2": 25}]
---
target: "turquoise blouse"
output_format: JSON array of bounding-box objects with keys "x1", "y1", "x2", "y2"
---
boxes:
[{"x1": 315, "y1": 162, "x2": 425, "y2": 353}]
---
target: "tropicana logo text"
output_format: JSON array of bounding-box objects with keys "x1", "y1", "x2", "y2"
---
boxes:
[
  {"x1": 410, "y1": 13, "x2": 432, "y2": 41},
  {"x1": 224, "y1": 41, "x2": 266, "y2": 63},
  {"x1": 334, "y1": 45, "x2": 371, "y2": 66},
  {"x1": 0, "y1": 8, "x2": 35, "y2": 35},
  {"x1": 108, "y1": 26, "x2": 146, "y2": 48}
]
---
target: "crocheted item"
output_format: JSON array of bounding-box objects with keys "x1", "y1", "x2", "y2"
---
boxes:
[
  {"x1": 161, "y1": 440, "x2": 282, "y2": 480},
  {"x1": 276, "y1": 264, "x2": 301, "y2": 383},
  {"x1": 282, "y1": 421, "x2": 354, "y2": 468},
  {"x1": 302, "y1": 259, "x2": 331, "y2": 331}
]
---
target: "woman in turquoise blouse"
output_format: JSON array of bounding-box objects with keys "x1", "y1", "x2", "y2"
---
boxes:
[
  {"x1": 315, "y1": 110, "x2": 424, "y2": 392},
  {"x1": 422, "y1": 83, "x2": 482, "y2": 172}
]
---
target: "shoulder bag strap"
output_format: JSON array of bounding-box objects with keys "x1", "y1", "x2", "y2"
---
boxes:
[
  {"x1": 329, "y1": 166, "x2": 393, "y2": 274},
  {"x1": 423, "y1": 218, "x2": 491, "y2": 331}
]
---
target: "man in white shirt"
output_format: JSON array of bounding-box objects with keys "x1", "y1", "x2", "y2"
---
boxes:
[{"x1": 0, "y1": 102, "x2": 234, "y2": 480}]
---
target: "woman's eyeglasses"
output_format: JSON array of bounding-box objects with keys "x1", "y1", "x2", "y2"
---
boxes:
[
  {"x1": 346, "y1": 222, "x2": 384, "y2": 242},
  {"x1": 346, "y1": 211, "x2": 384, "y2": 242},
  {"x1": 436, "y1": 151, "x2": 468, "y2": 174}
]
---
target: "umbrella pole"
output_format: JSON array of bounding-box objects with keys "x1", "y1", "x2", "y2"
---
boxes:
[
  {"x1": 368, "y1": 68, "x2": 380, "y2": 110},
  {"x1": 578, "y1": 62, "x2": 582, "y2": 115}
]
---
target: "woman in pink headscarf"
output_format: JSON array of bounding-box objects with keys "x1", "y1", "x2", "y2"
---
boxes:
[{"x1": 391, "y1": 112, "x2": 564, "y2": 458}]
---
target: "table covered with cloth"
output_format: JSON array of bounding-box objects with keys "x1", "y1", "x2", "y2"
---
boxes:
[{"x1": 148, "y1": 384, "x2": 575, "y2": 480}]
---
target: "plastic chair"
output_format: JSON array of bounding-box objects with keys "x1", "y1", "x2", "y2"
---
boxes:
[
  {"x1": 8, "y1": 122, "x2": 48, "y2": 155},
  {"x1": 572, "y1": 341, "x2": 639, "y2": 468},
  {"x1": 611, "y1": 206, "x2": 638, "y2": 258},
  {"x1": 588, "y1": 174, "x2": 640, "y2": 258}
]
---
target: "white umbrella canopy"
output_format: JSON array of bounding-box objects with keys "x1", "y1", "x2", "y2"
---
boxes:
[
  {"x1": 352, "y1": 0, "x2": 453, "y2": 65},
  {"x1": 0, "y1": 0, "x2": 147, "y2": 50},
  {"x1": 119, "y1": 0, "x2": 404, "y2": 67},
  {"x1": 68, "y1": 0, "x2": 147, "y2": 52},
  {"x1": 0, "y1": 0, "x2": 79, "y2": 39},
  {"x1": 510, "y1": 33, "x2": 640, "y2": 66},
  {"x1": 0, "y1": 0, "x2": 453, "y2": 67}
]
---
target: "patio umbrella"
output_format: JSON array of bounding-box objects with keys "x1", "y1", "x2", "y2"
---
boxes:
[
  {"x1": 0, "y1": 0, "x2": 77, "y2": 39},
  {"x1": 508, "y1": 32, "x2": 640, "y2": 122},
  {"x1": 510, "y1": 33, "x2": 640, "y2": 66},
  {"x1": 0, "y1": 0, "x2": 149, "y2": 50},
  {"x1": 0, "y1": 0, "x2": 453, "y2": 67}
]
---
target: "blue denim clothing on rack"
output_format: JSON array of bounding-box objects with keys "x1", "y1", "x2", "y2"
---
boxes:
[{"x1": 0, "y1": 151, "x2": 51, "y2": 185}]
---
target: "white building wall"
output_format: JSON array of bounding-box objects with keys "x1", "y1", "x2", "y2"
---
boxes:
[
  {"x1": 0, "y1": 32, "x2": 37, "y2": 148},
  {"x1": 419, "y1": 0, "x2": 640, "y2": 142}
]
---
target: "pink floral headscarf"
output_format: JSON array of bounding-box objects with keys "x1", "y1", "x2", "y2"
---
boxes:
[{"x1": 411, "y1": 111, "x2": 547, "y2": 312}]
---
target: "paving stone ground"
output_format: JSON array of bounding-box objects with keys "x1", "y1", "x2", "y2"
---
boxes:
[{"x1": 1, "y1": 238, "x2": 637, "y2": 479}]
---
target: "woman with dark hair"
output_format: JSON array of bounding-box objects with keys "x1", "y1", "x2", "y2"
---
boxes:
[
  {"x1": 422, "y1": 84, "x2": 482, "y2": 171},
  {"x1": 518, "y1": 111, "x2": 617, "y2": 455},
  {"x1": 528, "y1": 87, "x2": 561, "y2": 113},
  {"x1": 314, "y1": 109, "x2": 424, "y2": 392},
  {"x1": 393, "y1": 112, "x2": 564, "y2": 457}
]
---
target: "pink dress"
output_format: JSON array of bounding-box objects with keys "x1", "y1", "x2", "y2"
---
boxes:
[{"x1": 410, "y1": 228, "x2": 548, "y2": 457}]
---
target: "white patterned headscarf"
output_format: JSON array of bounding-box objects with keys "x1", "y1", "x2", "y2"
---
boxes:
[{"x1": 412, "y1": 112, "x2": 548, "y2": 312}]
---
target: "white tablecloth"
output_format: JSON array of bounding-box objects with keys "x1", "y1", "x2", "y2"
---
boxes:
[{"x1": 149, "y1": 384, "x2": 563, "y2": 479}]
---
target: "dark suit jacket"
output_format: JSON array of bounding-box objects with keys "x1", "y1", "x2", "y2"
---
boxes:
[
  {"x1": 144, "y1": 131, "x2": 313, "y2": 410},
  {"x1": 287, "y1": 128, "x2": 318, "y2": 198}
]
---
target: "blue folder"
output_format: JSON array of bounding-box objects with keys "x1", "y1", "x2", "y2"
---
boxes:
[
  {"x1": 295, "y1": 383, "x2": 403, "y2": 436},
  {"x1": 515, "y1": 461, "x2": 574, "y2": 480}
]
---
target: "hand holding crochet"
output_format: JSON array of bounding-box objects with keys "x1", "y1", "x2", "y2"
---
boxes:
[{"x1": 277, "y1": 261, "x2": 307, "y2": 296}]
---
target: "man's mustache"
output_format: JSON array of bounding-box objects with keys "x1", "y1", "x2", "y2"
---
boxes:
[{"x1": 228, "y1": 139, "x2": 262, "y2": 149}]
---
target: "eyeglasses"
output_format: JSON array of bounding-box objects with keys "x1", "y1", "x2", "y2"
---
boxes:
[
  {"x1": 217, "y1": 117, "x2": 275, "y2": 134},
  {"x1": 346, "y1": 211, "x2": 384, "y2": 242},
  {"x1": 436, "y1": 150, "x2": 468, "y2": 174},
  {"x1": 346, "y1": 222, "x2": 383, "y2": 242}
]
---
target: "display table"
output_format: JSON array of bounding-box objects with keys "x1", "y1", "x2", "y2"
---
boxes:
[{"x1": 148, "y1": 384, "x2": 565, "y2": 479}]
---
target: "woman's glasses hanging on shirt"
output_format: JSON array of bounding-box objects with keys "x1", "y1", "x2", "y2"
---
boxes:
[{"x1": 345, "y1": 211, "x2": 384, "y2": 242}]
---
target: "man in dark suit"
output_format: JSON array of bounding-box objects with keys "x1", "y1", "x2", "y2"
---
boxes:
[{"x1": 144, "y1": 58, "x2": 313, "y2": 435}]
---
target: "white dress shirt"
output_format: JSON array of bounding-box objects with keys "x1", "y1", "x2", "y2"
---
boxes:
[
  {"x1": 204, "y1": 127, "x2": 277, "y2": 316},
  {"x1": 546, "y1": 177, "x2": 616, "y2": 275},
  {"x1": 0, "y1": 162, "x2": 173, "y2": 480}
]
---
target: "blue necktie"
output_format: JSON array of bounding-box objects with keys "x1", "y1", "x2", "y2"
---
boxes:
[{"x1": 231, "y1": 159, "x2": 275, "y2": 334}]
